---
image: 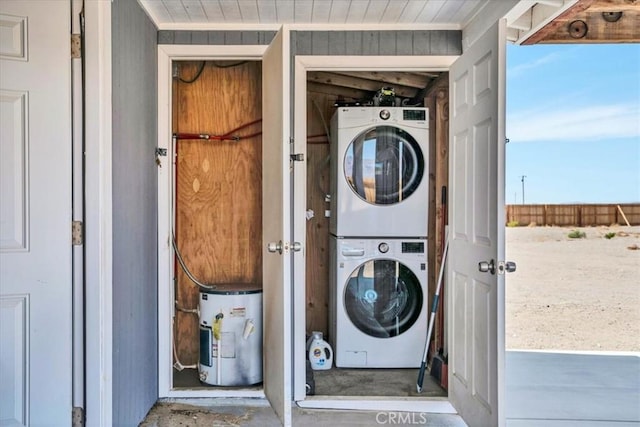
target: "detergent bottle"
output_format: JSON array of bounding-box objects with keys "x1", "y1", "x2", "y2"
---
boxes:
[{"x1": 308, "y1": 331, "x2": 333, "y2": 370}]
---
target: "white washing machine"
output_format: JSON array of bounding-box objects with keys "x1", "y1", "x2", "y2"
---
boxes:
[
  {"x1": 330, "y1": 107, "x2": 429, "y2": 238},
  {"x1": 329, "y1": 236, "x2": 428, "y2": 368}
]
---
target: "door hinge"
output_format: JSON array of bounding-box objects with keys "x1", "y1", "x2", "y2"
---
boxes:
[
  {"x1": 155, "y1": 147, "x2": 168, "y2": 167},
  {"x1": 72, "y1": 407, "x2": 84, "y2": 427},
  {"x1": 72, "y1": 221, "x2": 83, "y2": 245},
  {"x1": 71, "y1": 34, "x2": 82, "y2": 59},
  {"x1": 290, "y1": 153, "x2": 304, "y2": 162}
]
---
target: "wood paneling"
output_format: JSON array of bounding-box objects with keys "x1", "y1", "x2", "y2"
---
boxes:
[
  {"x1": 142, "y1": 1, "x2": 485, "y2": 26},
  {"x1": 111, "y1": 0, "x2": 159, "y2": 423},
  {"x1": 157, "y1": 30, "x2": 276, "y2": 45},
  {"x1": 174, "y1": 61, "x2": 262, "y2": 364},
  {"x1": 424, "y1": 75, "x2": 449, "y2": 356},
  {"x1": 290, "y1": 30, "x2": 462, "y2": 56},
  {"x1": 305, "y1": 90, "x2": 334, "y2": 335}
]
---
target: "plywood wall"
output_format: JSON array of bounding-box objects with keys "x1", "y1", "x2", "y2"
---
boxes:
[
  {"x1": 424, "y1": 77, "x2": 449, "y2": 355},
  {"x1": 173, "y1": 61, "x2": 262, "y2": 364},
  {"x1": 304, "y1": 90, "x2": 337, "y2": 335}
]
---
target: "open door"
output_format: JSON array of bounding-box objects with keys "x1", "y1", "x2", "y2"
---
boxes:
[
  {"x1": 0, "y1": 1, "x2": 73, "y2": 425},
  {"x1": 448, "y1": 19, "x2": 507, "y2": 427},
  {"x1": 262, "y1": 28, "x2": 293, "y2": 426}
]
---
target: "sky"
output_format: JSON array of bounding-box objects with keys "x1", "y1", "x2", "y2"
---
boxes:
[{"x1": 506, "y1": 43, "x2": 640, "y2": 204}]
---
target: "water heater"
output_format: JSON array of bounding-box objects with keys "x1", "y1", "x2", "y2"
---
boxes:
[{"x1": 198, "y1": 283, "x2": 263, "y2": 386}]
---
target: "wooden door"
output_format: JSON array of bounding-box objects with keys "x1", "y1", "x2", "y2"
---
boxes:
[
  {"x1": 448, "y1": 19, "x2": 507, "y2": 427},
  {"x1": 0, "y1": 1, "x2": 73, "y2": 425},
  {"x1": 262, "y1": 29, "x2": 293, "y2": 426}
]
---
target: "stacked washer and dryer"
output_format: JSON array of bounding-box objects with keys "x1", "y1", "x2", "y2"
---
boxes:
[{"x1": 329, "y1": 107, "x2": 430, "y2": 368}]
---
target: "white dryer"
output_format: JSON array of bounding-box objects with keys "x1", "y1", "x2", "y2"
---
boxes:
[
  {"x1": 330, "y1": 107, "x2": 429, "y2": 238},
  {"x1": 329, "y1": 236, "x2": 428, "y2": 368}
]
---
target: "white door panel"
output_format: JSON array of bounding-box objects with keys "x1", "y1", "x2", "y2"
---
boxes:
[
  {"x1": 449, "y1": 19, "x2": 506, "y2": 427},
  {"x1": 262, "y1": 28, "x2": 292, "y2": 426},
  {"x1": 0, "y1": 1, "x2": 73, "y2": 426}
]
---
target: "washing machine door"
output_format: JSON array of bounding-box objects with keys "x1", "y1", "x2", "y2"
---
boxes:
[
  {"x1": 344, "y1": 126, "x2": 424, "y2": 205},
  {"x1": 344, "y1": 259, "x2": 423, "y2": 338}
]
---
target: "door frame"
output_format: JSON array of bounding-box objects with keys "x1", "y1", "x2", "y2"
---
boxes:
[
  {"x1": 292, "y1": 55, "x2": 458, "y2": 412},
  {"x1": 83, "y1": 1, "x2": 113, "y2": 426},
  {"x1": 156, "y1": 44, "x2": 269, "y2": 398}
]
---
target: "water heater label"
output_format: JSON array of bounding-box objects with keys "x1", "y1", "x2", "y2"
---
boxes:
[
  {"x1": 211, "y1": 332, "x2": 236, "y2": 358},
  {"x1": 230, "y1": 307, "x2": 246, "y2": 317}
]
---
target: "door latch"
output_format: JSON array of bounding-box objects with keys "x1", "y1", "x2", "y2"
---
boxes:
[
  {"x1": 267, "y1": 241, "x2": 302, "y2": 254},
  {"x1": 479, "y1": 259, "x2": 516, "y2": 275},
  {"x1": 497, "y1": 261, "x2": 517, "y2": 275}
]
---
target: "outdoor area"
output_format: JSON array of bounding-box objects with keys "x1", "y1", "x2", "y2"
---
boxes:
[
  {"x1": 504, "y1": 43, "x2": 639, "y2": 354},
  {"x1": 506, "y1": 224, "x2": 639, "y2": 352}
]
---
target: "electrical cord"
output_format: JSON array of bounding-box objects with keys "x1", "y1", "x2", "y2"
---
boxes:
[
  {"x1": 178, "y1": 61, "x2": 206, "y2": 84},
  {"x1": 311, "y1": 99, "x2": 332, "y2": 197},
  {"x1": 172, "y1": 332, "x2": 197, "y2": 371},
  {"x1": 212, "y1": 60, "x2": 249, "y2": 68},
  {"x1": 177, "y1": 61, "x2": 250, "y2": 84}
]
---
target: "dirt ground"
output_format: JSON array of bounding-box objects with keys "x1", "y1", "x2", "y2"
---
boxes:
[{"x1": 505, "y1": 225, "x2": 640, "y2": 352}]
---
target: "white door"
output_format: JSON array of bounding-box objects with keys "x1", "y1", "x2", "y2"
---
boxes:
[
  {"x1": 262, "y1": 28, "x2": 292, "y2": 426},
  {"x1": 0, "y1": 1, "x2": 73, "y2": 426},
  {"x1": 448, "y1": 19, "x2": 506, "y2": 427}
]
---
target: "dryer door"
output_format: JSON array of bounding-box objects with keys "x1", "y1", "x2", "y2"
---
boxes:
[
  {"x1": 344, "y1": 259, "x2": 423, "y2": 338},
  {"x1": 344, "y1": 126, "x2": 424, "y2": 205}
]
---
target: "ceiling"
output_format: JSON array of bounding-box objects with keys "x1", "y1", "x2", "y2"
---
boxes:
[
  {"x1": 138, "y1": 0, "x2": 639, "y2": 44},
  {"x1": 138, "y1": 0, "x2": 488, "y2": 27}
]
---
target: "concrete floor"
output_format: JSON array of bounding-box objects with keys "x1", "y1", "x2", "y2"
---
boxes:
[{"x1": 142, "y1": 351, "x2": 640, "y2": 427}]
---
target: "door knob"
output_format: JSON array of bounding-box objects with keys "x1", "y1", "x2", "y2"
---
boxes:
[
  {"x1": 291, "y1": 242, "x2": 302, "y2": 252},
  {"x1": 498, "y1": 261, "x2": 517, "y2": 274},
  {"x1": 267, "y1": 241, "x2": 282, "y2": 254},
  {"x1": 478, "y1": 259, "x2": 496, "y2": 275}
]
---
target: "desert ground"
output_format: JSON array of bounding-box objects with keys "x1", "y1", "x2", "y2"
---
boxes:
[{"x1": 505, "y1": 225, "x2": 640, "y2": 352}]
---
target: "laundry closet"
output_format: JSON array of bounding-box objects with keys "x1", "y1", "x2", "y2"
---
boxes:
[
  {"x1": 170, "y1": 60, "x2": 264, "y2": 389},
  {"x1": 304, "y1": 71, "x2": 450, "y2": 398},
  {"x1": 167, "y1": 61, "x2": 451, "y2": 398}
]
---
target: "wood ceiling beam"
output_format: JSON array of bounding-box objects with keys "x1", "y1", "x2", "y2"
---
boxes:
[
  {"x1": 306, "y1": 82, "x2": 373, "y2": 101},
  {"x1": 581, "y1": 0, "x2": 640, "y2": 12},
  {"x1": 529, "y1": 10, "x2": 640, "y2": 43},
  {"x1": 330, "y1": 71, "x2": 435, "y2": 89},
  {"x1": 522, "y1": 0, "x2": 640, "y2": 44},
  {"x1": 522, "y1": 0, "x2": 596, "y2": 44},
  {"x1": 307, "y1": 71, "x2": 420, "y2": 98}
]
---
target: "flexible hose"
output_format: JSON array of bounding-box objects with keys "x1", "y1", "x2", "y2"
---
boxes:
[{"x1": 171, "y1": 231, "x2": 217, "y2": 290}]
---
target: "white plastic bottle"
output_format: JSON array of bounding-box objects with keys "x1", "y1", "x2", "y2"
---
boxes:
[{"x1": 308, "y1": 332, "x2": 333, "y2": 370}]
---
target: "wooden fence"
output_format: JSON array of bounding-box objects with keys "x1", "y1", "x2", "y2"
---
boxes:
[{"x1": 505, "y1": 204, "x2": 640, "y2": 226}]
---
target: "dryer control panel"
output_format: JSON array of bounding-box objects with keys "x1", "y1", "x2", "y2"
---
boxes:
[
  {"x1": 338, "y1": 239, "x2": 427, "y2": 261},
  {"x1": 403, "y1": 109, "x2": 426, "y2": 121}
]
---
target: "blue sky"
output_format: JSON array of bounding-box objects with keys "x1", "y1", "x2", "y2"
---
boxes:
[{"x1": 506, "y1": 43, "x2": 640, "y2": 204}]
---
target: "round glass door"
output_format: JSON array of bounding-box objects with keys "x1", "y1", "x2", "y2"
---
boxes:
[
  {"x1": 344, "y1": 259, "x2": 423, "y2": 338},
  {"x1": 344, "y1": 126, "x2": 424, "y2": 205}
]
